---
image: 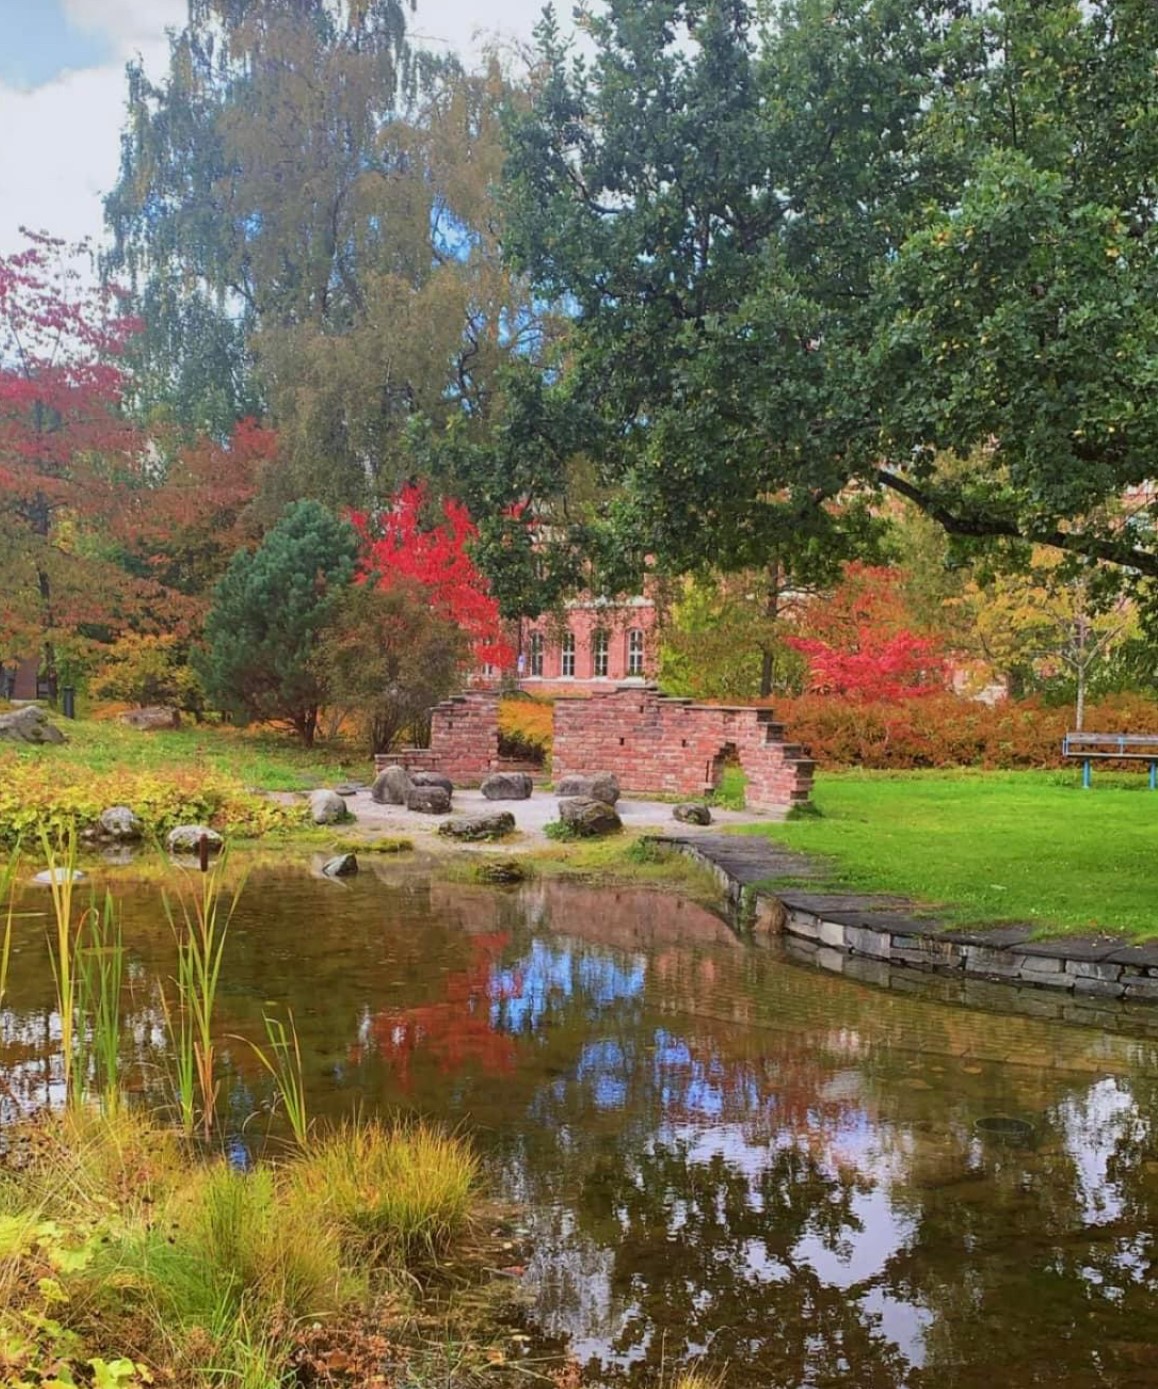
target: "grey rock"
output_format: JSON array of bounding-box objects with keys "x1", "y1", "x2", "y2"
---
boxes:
[
  {"x1": 0, "y1": 705, "x2": 66, "y2": 745},
  {"x1": 322, "y1": 852, "x2": 359, "y2": 878},
  {"x1": 439, "y1": 812, "x2": 516, "y2": 842},
  {"x1": 556, "y1": 772, "x2": 620, "y2": 806},
  {"x1": 673, "y1": 802, "x2": 712, "y2": 826},
  {"x1": 309, "y1": 789, "x2": 349, "y2": 825},
  {"x1": 167, "y1": 824, "x2": 224, "y2": 856},
  {"x1": 33, "y1": 867, "x2": 85, "y2": 885},
  {"x1": 406, "y1": 785, "x2": 452, "y2": 814},
  {"x1": 99, "y1": 805, "x2": 143, "y2": 842},
  {"x1": 371, "y1": 765, "x2": 412, "y2": 805},
  {"x1": 558, "y1": 796, "x2": 623, "y2": 837},
  {"x1": 334, "y1": 783, "x2": 363, "y2": 797},
  {"x1": 481, "y1": 772, "x2": 533, "y2": 801},
  {"x1": 119, "y1": 705, "x2": 180, "y2": 731},
  {"x1": 410, "y1": 771, "x2": 454, "y2": 794}
]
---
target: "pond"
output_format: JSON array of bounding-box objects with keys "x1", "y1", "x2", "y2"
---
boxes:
[{"x1": 4, "y1": 860, "x2": 1158, "y2": 1386}]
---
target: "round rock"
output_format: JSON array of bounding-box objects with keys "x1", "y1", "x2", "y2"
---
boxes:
[
  {"x1": 555, "y1": 772, "x2": 620, "y2": 806},
  {"x1": 406, "y1": 785, "x2": 452, "y2": 814},
  {"x1": 99, "y1": 805, "x2": 144, "y2": 841},
  {"x1": 673, "y1": 802, "x2": 712, "y2": 826},
  {"x1": 410, "y1": 771, "x2": 454, "y2": 794},
  {"x1": 309, "y1": 789, "x2": 348, "y2": 825},
  {"x1": 322, "y1": 852, "x2": 359, "y2": 877},
  {"x1": 0, "y1": 705, "x2": 66, "y2": 745},
  {"x1": 438, "y1": 812, "x2": 516, "y2": 842},
  {"x1": 558, "y1": 796, "x2": 622, "y2": 837},
  {"x1": 371, "y1": 765, "x2": 412, "y2": 805},
  {"x1": 481, "y1": 772, "x2": 533, "y2": 801},
  {"x1": 167, "y1": 824, "x2": 224, "y2": 856}
]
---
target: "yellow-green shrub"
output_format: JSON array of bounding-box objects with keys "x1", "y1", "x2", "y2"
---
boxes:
[{"x1": 498, "y1": 696, "x2": 553, "y2": 766}]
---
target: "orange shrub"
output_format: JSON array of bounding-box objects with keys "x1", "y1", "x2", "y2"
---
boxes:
[
  {"x1": 774, "y1": 693, "x2": 1158, "y2": 770},
  {"x1": 498, "y1": 697, "x2": 554, "y2": 765}
]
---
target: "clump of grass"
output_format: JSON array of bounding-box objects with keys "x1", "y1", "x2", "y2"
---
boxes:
[
  {"x1": 670, "y1": 1374, "x2": 725, "y2": 1389},
  {"x1": 39, "y1": 826, "x2": 84, "y2": 1101},
  {"x1": 327, "y1": 835, "x2": 413, "y2": 855},
  {"x1": 290, "y1": 1121, "x2": 479, "y2": 1262},
  {"x1": 246, "y1": 1008, "x2": 310, "y2": 1148},
  {"x1": 0, "y1": 846, "x2": 18, "y2": 1011},
  {"x1": 76, "y1": 892, "x2": 125, "y2": 1114}
]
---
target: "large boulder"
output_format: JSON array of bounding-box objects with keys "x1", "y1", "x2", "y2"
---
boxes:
[
  {"x1": 167, "y1": 824, "x2": 224, "y2": 856},
  {"x1": 99, "y1": 805, "x2": 144, "y2": 842},
  {"x1": 120, "y1": 706, "x2": 180, "y2": 731},
  {"x1": 309, "y1": 789, "x2": 349, "y2": 825},
  {"x1": 322, "y1": 852, "x2": 359, "y2": 878},
  {"x1": 0, "y1": 705, "x2": 66, "y2": 746},
  {"x1": 438, "y1": 812, "x2": 516, "y2": 842},
  {"x1": 371, "y1": 765, "x2": 412, "y2": 805},
  {"x1": 558, "y1": 796, "x2": 622, "y2": 837},
  {"x1": 410, "y1": 770, "x2": 454, "y2": 795},
  {"x1": 481, "y1": 772, "x2": 533, "y2": 801},
  {"x1": 407, "y1": 785, "x2": 452, "y2": 814},
  {"x1": 555, "y1": 772, "x2": 620, "y2": 806},
  {"x1": 673, "y1": 802, "x2": 712, "y2": 826}
]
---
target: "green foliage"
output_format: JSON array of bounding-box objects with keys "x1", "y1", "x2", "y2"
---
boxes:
[
  {"x1": 199, "y1": 500, "x2": 358, "y2": 745},
  {"x1": 707, "y1": 766, "x2": 747, "y2": 812},
  {"x1": 543, "y1": 818, "x2": 580, "y2": 842},
  {"x1": 246, "y1": 1009, "x2": 310, "y2": 1148},
  {"x1": 90, "y1": 634, "x2": 205, "y2": 713},
  {"x1": 493, "y1": 0, "x2": 1158, "y2": 594},
  {"x1": 316, "y1": 579, "x2": 467, "y2": 755}
]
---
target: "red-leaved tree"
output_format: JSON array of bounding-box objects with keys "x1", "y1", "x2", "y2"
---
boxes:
[
  {"x1": 787, "y1": 563, "x2": 945, "y2": 702},
  {"x1": 0, "y1": 231, "x2": 141, "y2": 689},
  {"x1": 350, "y1": 483, "x2": 513, "y2": 670}
]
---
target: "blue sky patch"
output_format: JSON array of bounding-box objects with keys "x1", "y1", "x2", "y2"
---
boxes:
[{"x1": 0, "y1": 0, "x2": 111, "y2": 89}]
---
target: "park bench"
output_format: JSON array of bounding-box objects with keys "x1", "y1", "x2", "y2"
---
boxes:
[{"x1": 1062, "y1": 731, "x2": 1158, "y2": 789}]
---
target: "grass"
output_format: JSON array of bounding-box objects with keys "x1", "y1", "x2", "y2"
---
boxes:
[{"x1": 747, "y1": 768, "x2": 1158, "y2": 937}]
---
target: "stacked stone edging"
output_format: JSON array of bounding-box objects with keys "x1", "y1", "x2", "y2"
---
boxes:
[{"x1": 661, "y1": 833, "x2": 1158, "y2": 1013}]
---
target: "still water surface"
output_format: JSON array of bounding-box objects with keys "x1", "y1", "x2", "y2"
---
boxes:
[{"x1": 4, "y1": 861, "x2": 1158, "y2": 1386}]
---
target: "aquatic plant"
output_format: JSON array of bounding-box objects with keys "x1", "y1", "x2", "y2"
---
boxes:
[
  {"x1": 247, "y1": 1008, "x2": 310, "y2": 1148},
  {"x1": 0, "y1": 846, "x2": 17, "y2": 1013},
  {"x1": 163, "y1": 850, "x2": 245, "y2": 1138},
  {"x1": 75, "y1": 892, "x2": 125, "y2": 1114},
  {"x1": 39, "y1": 826, "x2": 84, "y2": 1101}
]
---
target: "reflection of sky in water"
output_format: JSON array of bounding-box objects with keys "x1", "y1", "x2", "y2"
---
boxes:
[{"x1": 488, "y1": 939, "x2": 646, "y2": 1033}]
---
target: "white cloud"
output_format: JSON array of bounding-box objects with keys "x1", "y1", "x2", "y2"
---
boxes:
[{"x1": 0, "y1": 0, "x2": 559, "y2": 262}]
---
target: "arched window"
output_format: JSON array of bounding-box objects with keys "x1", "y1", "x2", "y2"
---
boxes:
[
  {"x1": 593, "y1": 629, "x2": 609, "y2": 678},
  {"x1": 561, "y1": 631, "x2": 576, "y2": 677},
  {"x1": 627, "y1": 628, "x2": 645, "y2": 676},
  {"x1": 529, "y1": 631, "x2": 544, "y2": 677}
]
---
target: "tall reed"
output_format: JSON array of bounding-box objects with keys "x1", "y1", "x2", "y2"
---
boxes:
[
  {"x1": 39, "y1": 826, "x2": 84, "y2": 1102},
  {"x1": 0, "y1": 847, "x2": 18, "y2": 1014},
  {"x1": 247, "y1": 1008, "x2": 310, "y2": 1148},
  {"x1": 163, "y1": 849, "x2": 244, "y2": 1139},
  {"x1": 75, "y1": 892, "x2": 125, "y2": 1114}
]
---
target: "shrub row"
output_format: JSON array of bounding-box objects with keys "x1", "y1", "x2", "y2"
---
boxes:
[{"x1": 773, "y1": 693, "x2": 1158, "y2": 770}]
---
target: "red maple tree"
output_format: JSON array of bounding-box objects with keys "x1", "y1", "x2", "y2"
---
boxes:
[
  {"x1": 787, "y1": 563, "x2": 945, "y2": 702},
  {"x1": 350, "y1": 483, "x2": 513, "y2": 669},
  {"x1": 0, "y1": 230, "x2": 142, "y2": 687}
]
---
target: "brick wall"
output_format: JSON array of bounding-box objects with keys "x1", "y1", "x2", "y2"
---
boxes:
[
  {"x1": 375, "y1": 685, "x2": 814, "y2": 810},
  {"x1": 375, "y1": 692, "x2": 501, "y2": 785},
  {"x1": 552, "y1": 686, "x2": 813, "y2": 812}
]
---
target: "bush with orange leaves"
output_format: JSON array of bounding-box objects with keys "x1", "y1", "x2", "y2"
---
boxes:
[{"x1": 498, "y1": 697, "x2": 554, "y2": 766}]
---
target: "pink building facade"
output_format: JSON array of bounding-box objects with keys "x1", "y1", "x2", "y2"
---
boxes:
[{"x1": 515, "y1": 598, "x2": 658, "y2": 696}]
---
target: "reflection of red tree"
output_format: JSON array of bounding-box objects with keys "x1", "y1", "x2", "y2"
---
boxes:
[{"x1": 352, "y1": 933, "x2": 520, "y2": 1087}]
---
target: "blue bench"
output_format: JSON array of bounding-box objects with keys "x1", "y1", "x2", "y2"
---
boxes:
[{"x1": 1062, "y1": 732, "x2": 1158, "y2": 789}]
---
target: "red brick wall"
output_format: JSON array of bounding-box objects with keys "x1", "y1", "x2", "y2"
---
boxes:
[
  {"x1": 552, "y1": 687, "x2": 813, "y2": 812},
  {"x1": 376, "y1": 686, "x2": 814, "y2": 810},
  {"x1": 375, "y1": 692, "x2": 501, "y2": 785}
]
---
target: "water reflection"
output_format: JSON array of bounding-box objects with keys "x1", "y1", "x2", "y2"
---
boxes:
[{"x1": 4, "y1": 866, "x2": 1158, "y2": 1384}]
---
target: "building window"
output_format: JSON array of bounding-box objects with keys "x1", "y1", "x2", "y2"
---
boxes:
[
  {"x1": 627, "y1": 628, "x2": 645, "y2": 676},
  {"x1": 529, "y1": 631, "x2": 544, "y2": 677},
  {"x1": 561, "y1": 632, "x2": 576, "y2": 677},
  {"x1": 593, "y1": 630, "x2": 609, "y2": 678}
]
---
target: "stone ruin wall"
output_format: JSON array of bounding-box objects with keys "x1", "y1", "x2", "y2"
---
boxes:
[
  {"x1": 551, "y1": 687, "x2": 813, "y2": 811},
  {"x1": 376, "y1": 687, "x2": 814, "y2": 811}
]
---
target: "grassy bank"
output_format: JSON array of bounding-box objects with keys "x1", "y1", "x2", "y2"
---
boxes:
[
  {"x1": 0, "y1": 1107, "x2": 488, "y2": 1388},
  {"x1": 0, "y1": 717, "x2": 366, "y2": 845},
  {"x1": 751, "y1": 770, "x2": 1158, "y2": 937}
]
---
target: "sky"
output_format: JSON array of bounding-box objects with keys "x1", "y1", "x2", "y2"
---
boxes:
[{"x1": 0, "y1": 0, "x2": 561, "y2": 262}]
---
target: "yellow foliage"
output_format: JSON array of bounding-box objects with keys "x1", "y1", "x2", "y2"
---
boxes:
[{"x1": 498, "y1": 697, "x2": 554, "y2": 761}]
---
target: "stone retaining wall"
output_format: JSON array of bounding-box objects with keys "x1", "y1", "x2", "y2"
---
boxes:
[
  {"x1": 553, "y1": 686, "x2": 814, "y2": 812},
  {"x1": 377, "y1": 692, "x2": 501, "y2": 785}
]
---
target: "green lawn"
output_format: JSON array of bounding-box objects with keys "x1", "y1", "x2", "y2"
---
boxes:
[
  {"x1": 749, "y1": 769, "x2": 1158, "y2": 938},
  {"x1": 4, "y1": 716, "x2": 367, "y2": 791}
]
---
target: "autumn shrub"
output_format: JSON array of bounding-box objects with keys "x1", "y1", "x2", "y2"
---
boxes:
[
  {"x1": 774, "y1": 693, "x2": 1158, "y2": 770},
  {"x1": 90, "y1": 634, "x2": 205, "y2": 712},
  {"x1": 0, "y1": 760, "x2": 296, "y2": 845},
  {"x1": 498, "y1": 696, "x2": 554, "y2": 766}
]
